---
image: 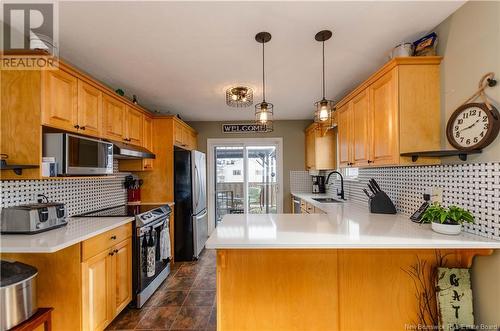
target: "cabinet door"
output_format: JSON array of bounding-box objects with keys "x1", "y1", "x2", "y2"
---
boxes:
[
  {"x1": 42, "y1": 69, "x2": 78, "y2": 131},
  {"x1": 369, "y1": 70, "x2": 398, "y2": 166},
  {"x1": 127, "y1": 106, "x2": 144, "y2": 146},
  {"x1": 305, "y1": 127, "x2": 316, "y2": 170},
  {"x1": 111, "y1": 239, "x2": 132, "y2": 317},
  {"x1": 77, "y1": 80, "x2": 102, "y2": 137},
  {"x1": 143, "y1": 116, "x2": 154, "y2": 170},
  {"x1": 337, "y1": 103, "x2": 353, "y2": 167},
  {"x1": 351, "y1": 91, "x2": 371, "y2": 166},
  {"x1": 189, "y1": 131, "x2": 198, "y2": 150},
  {"x1": 174, "y1": 121, "x2": 183, "y2": 146},
  {"x1": 103, "y1": 94, "x2": 126, "y2": 141},
  {"x1": 315, "y1": 128, "x2": 337, "y2": 170},
  {"x1": 82, "y1": 250, "x2": 112, "y2": 331}
]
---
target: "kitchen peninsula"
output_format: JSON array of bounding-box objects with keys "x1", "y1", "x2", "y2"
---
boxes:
[{"x1": 206, "y1": 202, "x2": 500, "y2": 331}]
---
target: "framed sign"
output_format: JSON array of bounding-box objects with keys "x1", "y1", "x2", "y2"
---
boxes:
[
  {"x1": 222, "y1": 123, "x2": 272, "y2": 133},
  {"x1": 436, "y1": 267, "x2": 474, "y2": 330}
]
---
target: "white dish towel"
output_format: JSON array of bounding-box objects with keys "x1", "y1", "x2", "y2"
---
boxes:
[{"x1": 159, "y1": 227, "x2": 171, "y2": 260}]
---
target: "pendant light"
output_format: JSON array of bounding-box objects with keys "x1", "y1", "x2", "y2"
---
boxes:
[
  {"x1": 314, "y1": 30, "x2": 334, "y2": 124},
  {"x1": 255, "y1": 32, "x2": 273, "y2": 131}
]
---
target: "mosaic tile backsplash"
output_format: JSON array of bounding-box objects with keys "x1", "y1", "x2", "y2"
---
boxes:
[
  {"x1": 1, "y1": 161, "x2": 127, "y2": 216},
  {"x1": 292, "y1": 162, "x2": 500, "y2": 240}
]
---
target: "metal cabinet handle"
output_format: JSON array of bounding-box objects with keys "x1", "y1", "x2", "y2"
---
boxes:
[
  {"x1": 74, "y1": 124, "x2": 80, "y2": 129},
  {"x1": 80, "y1": 126, "x2": 86, "y2": 130},
  {"x1": 109, "y1": 251, "x2": 114, "y2": 256},
  {"x1": 114, "y1": 249, "x2": 118, "y2": 254},
  {"x1": 110, "y1": 235, "x2": 117, "y2": 240},
  {"x1": 367, "y1": 160, "x2": 373, "y2": 164}
]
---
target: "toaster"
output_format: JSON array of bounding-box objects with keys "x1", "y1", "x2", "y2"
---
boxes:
[{"x1": 1, "y1": 203, "x2": 68, "y2": 234}]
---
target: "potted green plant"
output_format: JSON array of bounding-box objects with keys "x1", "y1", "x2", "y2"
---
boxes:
[{"x1": 420, "y1": 203, "x2": 474, "y2": 235}]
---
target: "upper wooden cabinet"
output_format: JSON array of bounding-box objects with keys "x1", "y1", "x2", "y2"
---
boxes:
[
  {"x1": 77, "y1": 80, "x2": 102, "y2": 137},
  {"x1": 126, "y1": 106, "x2": 144, "y2": 146},
  {"x1": 173, "y1": 118, "x2": 198, "y2": 150},
  {"x1": 305, "y1": 123, "x2": 337, "y2": 170},
  {"x1": 103, "y1": 94, "x2": 127, "y2": 141},
  {"x1": 335, "y1": 57, "x2": 442, "y2": 168},
  {"x1": 42, "y1": 69, "x2": 78, "y2": 131}
]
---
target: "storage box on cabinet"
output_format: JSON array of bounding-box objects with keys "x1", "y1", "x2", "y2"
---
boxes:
[{"x1": 336, "y1": 57, "x2": 442, "y2": 168}]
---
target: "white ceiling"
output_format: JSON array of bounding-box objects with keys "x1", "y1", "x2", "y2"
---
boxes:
[{"x1": 58, "y1": 1, "x2": 464, "y2": 121}]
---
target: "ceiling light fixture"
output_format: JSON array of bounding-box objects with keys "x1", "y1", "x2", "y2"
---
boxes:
[
  {"x1": 226, "y1": 86, "x2": 253, "y2": 107},
  {"x1": 314, "y1": 30, "x2": 335, "y2": 125},
  {"x1": 254, "y1": 32, "x2": 273, "y2": 131}
]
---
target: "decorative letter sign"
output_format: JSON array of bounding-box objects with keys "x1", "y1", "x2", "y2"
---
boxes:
[
  {"x1": 436, "y1": 268, "x2": 474, "y2": 330},
  {"x1": 222, "y1": 123, "x2": 271, "y2": 133}
]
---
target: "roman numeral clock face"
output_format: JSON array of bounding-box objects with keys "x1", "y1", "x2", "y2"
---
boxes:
[{"x1": 447, "y1": 103, "x2": 500, "y2": 151}]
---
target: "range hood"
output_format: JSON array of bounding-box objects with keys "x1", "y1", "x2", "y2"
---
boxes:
[{"x1": 111, "y1": 141, "x2": 156, "y2": 159}]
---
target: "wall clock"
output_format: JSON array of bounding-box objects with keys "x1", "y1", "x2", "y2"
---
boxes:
[{"x1": 446, "y1": 102, "x2": 500, "y2": 151}]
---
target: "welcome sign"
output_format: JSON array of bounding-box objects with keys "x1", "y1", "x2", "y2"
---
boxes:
[{"x1": 222, "y1": 123, "x2": 272, "y2": 133}]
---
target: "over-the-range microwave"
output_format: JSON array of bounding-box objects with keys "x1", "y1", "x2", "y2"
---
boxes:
[{"x1": 43, "y1": 133, "x2": 113, "y2": 175}]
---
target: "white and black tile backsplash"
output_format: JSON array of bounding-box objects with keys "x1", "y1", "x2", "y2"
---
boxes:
[
  {"x1": 1, "y1": 160, "x2": 128, "y2": 216},
  {"x1": 292, "y1": 162, "x2": 500, "y2": 240},
  {"x1": 330, "y1": 163, "x2": 500, "y2": 240}
]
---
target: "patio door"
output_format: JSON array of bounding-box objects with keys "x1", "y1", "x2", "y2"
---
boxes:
[{"x1": 207, "y1": 138, "x2": 283, "y2": 232}]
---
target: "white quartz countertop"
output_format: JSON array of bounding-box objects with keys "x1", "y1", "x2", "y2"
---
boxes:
[
  {"x1": 0, "y1": 216, "x2": 134, "y2": 253},
  {"x1": 206, "y1": 193, "x2": 500, "y2": 249}
]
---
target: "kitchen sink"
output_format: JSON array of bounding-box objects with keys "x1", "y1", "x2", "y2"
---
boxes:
[{"x1": 312, "y1": 198, "x2": 343, "y2": 203}]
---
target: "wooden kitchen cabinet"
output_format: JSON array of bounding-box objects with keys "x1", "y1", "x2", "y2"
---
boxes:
[
  {"x1": 103, "y1": 93, "x2": 127, "y2": 141},
  {"x1": 126, "y1": 106, "x2": 144, "y2": 146},
  {"x1": 118, "y1": 114, "x2": 154, "y2": 172},
  {"x1": 111, "y1": 239, "x2": 132, "y2": 315},
  {"x1": 77, "y1": 80, "x2": 102, "y2": 137},
  {"x1": 41, "y1": 69, "x2": 78, "y2": 131},
  {"x1": 82, "y1": 224, "x2": 132, "y2": 331},
  {"x1": 337, "y1": 103, "x2": 352, "y2": 168},
  {"x1": 82, "y1": 249, "x2": 113, "y2": 331},
  {"x1": 335, "y1": 57, "x2": 442, "y2": 168},
  {"x1": 173, "y1": 118, "x2": 198, "y2": 150},
  {"x1": 305, "y1": 123, "x2": 337, "y2": 170}
]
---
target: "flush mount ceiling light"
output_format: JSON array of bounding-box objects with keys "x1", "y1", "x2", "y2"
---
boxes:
[
  {"x1": 254, "y1": 32, "x2": 273, "y2": 131},
  {"x1": 314, "y1": 30, "x2": 335, "y2": 125},
  {"x1": 226, "y1": 86, "x2": 253, "y2": 108}
]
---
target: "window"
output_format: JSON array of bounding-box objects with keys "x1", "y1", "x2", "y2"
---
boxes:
[{"x1": 233, "y1": 170, "x2": 241, "y2": 176}]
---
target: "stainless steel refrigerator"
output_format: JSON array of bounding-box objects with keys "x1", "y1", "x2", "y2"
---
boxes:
[{"x1": 174, "y1": 149, "x2": 208, "y2": 261}]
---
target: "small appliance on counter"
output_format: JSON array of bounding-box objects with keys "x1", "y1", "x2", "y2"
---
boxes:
[
  {"x1": 1, "y1": 195, "x2": 67, "y2": 234},
  {"x1": 0, "y1": 260, "x2": 38, "y2": 331},
  {"x1": 362, "y1": 179, "x2": 397, "y2": 214},
  {"x1": 312, "y1": 175, "x2": 326, "y2": 194},
  {"x1": 124, "y1": 175, "x2": 144, "y2": 206}
]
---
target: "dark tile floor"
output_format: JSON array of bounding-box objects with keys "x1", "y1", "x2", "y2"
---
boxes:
[{"x1": 106, "y1": 249, "x2": 216, "y2": 331}]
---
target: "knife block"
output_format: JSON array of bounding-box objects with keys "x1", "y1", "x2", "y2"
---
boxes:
[{"x1": 369, "y1": 191, "x2": 397, "y2": 214}]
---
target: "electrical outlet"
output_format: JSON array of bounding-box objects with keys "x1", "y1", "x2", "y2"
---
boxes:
[{"x1": 429, "y1": 187, "x2": 443, "y2": 204}]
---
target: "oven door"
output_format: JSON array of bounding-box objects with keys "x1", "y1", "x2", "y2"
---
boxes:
[
  {"x1": 65, "y1": 134, "x2": 113, "y2": 175},
  {"x1": 137, "y1": 217, "x2": 170, "y2": 292}
]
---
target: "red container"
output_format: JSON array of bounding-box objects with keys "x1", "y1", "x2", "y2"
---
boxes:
[{"x1": 127, "y1": 188, "x2": 141, "y2": 202}]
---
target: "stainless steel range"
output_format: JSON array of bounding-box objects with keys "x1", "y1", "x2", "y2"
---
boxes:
[{"x1": 76, "y1": 204, "x2": 172, "y2": 308}]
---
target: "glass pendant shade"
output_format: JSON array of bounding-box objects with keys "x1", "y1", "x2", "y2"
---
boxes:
[
  {"x1": 314, "y1": 98, "x2": 334, "y2": 123},
  {"x1": 255, "y1": 101, "x2": 274, "y2": 130}
]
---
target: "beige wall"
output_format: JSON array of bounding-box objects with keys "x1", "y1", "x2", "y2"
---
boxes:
[
  {"x1": 434, "y1": 1, "x2": 500, "y2": 163},
  {"x1": 188, "y1": 120, "x2": 312, "y2": 213},
  {"x1": 434, "y1": 1, "x2": 500, "y2": 325}
]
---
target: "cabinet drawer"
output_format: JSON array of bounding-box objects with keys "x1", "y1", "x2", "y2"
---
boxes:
[
  {"x1": 300, "y1": 200, "x2": 307, "y2": 209},
  {"x1": 82, "y1": 223, "x2": 132, "y2": 261},
  {"x1": 306, "y1": 203, "x2": 314, "y2": 213}
]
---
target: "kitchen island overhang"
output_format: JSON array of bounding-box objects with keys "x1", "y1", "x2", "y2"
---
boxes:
[{"x1": 207, "y1": 207, "x2": 499, "y2": 331}]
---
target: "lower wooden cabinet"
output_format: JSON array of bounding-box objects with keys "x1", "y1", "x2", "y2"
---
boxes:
[{"x1": 82, "y1": 225, "x2": 132, "y2": 331}]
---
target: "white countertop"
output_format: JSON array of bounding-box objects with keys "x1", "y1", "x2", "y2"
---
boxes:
[
  {"x1": 206, "y1": 193, "x2": 500, "y2": 249},
  {"x1": 0, "y1": 216, "x2": 134, "y2": 253}
]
